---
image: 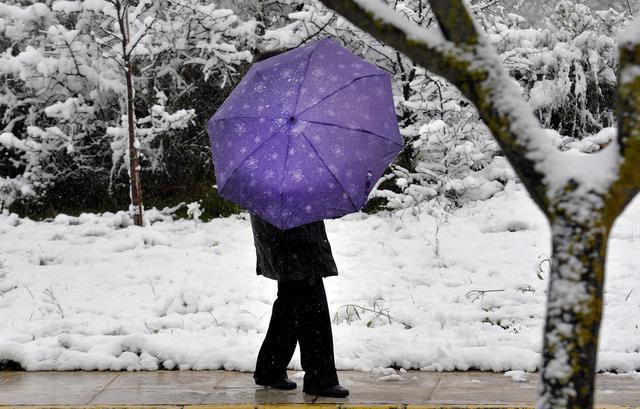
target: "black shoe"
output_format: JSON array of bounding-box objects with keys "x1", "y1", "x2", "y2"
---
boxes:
[
  {"x1": 255, "y1": 378, "x2": 297, "y2": 390},
  {"x1": 303, "y1": 384, "x2": 349, "y2": 398}
]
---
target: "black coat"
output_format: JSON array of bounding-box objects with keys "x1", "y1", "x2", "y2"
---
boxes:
[{"x1": 250, "y1": 214, "x2": 338, "y2": 282}]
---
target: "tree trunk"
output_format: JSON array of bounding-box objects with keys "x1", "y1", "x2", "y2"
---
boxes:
[
  {"x1": 539, "y1": 213, "x2": 609, "y2": 408},
  {"x1": 125, "y1": 57, "x2": 144, "y2": 226},
  {"x1": 120, "y1": 3, "x2": 144, "y2": 226}
]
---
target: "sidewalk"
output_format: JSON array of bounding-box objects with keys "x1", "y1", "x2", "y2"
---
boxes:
[{"x1": 0, "y1": 370, "x2": 639, "y2": 407}]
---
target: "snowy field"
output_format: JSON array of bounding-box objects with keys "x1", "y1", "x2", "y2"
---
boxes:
[{"x1": 0, "y1": 181, "x2": 639, "y2": 374}]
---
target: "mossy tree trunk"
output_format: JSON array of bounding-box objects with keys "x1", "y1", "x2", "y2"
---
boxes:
[
  {"x1": 318, "y1": 1, "x2": 640, "y2": 408},
  {"x1": 541, "y1": 209, "x2": 609, "y2": 408}
]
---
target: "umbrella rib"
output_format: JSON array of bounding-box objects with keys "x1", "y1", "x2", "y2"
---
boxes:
[
  {"x1": 294, "y1": 73, "x2": 386, "y2": 117},
  {"x1": 278, "y1": 132, "x2": 294, "y2": 228},
  {"x1": 291, "y1": 43, "x2": 319, "y2": 115},
  {"x1": 300, "y1": 131, "x2": 359, "y2": 211},
  {"x1": 209, "y1": 115, "x2": 289, "y2": 123},
  {"x1": 217, "y1": 121, "x2": 289, "y2": 193},
  {"x1": 301, "y1": 119, "x2": 404, "y2": 147},
  {"x1": 276, "y1": 44, "x2": 320, "y2": 227}
]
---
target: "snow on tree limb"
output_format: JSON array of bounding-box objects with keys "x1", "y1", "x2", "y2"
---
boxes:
[
  {"x1": 0, "y1": 132, "x2": 27, "y2": 151},
  {"x1": 606, "y1": 16, "x2": 640, "y2": 222},
  {"x1": 321, "y1": 1, "x2": 465, "y2": 86},
  {"x1": 350, "y1": 0, "x2": 447, "y2": 48}
]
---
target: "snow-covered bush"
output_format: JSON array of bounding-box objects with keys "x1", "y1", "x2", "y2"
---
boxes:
[
  {"x1": 0, "y1": 0, "x2": 252, "y2": 214},
  {"x1": 371, "y1": 0, "x2": 628, "y2": 210},
  {"x1": 481, "y1": 2, "x2": 629, "y2": 140}
]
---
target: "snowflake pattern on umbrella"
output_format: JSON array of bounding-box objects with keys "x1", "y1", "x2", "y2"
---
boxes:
[{"x1": 207, "y1": 37, "x2": 403, "y2": 230}]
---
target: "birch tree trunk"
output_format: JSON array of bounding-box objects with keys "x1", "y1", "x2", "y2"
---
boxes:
[{"x1": 117, "y1": 1, "x2": 144, "y2": 226}]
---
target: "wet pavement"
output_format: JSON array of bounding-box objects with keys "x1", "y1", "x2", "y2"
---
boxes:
[{"x1": 0, "y1": 370, "x2": 639, "y2": 407}]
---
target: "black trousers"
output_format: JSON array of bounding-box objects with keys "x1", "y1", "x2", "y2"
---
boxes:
[{"x1": 254, "y1": 277, "x2": 339, "y2": 388}]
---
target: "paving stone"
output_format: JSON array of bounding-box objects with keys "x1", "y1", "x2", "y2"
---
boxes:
[
  {"x1": 430, "y1": 372, "x2": 537, "y2": 405},
  {"x1": 315, "y1": 370, "x2": 440, "y2": 404},
  {"x1": 89, "y1": 388, "x2": 207, "y2": 405},
  {"x1": 107, "y1": 370, "x2": 224, "y2": 391},
  {"x1": 595, "y1": 373, "x2": 640, "y2": 406},
  {"x1": 0, "y1": 371, "x2": 117, "y2": 405},
  {"x1": 200, "y1": 387, "x2": 318, "y2": 404}
]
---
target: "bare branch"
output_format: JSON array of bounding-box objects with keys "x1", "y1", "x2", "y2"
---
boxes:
[
  {"x1": 299, "y1": 15, "x2": 336, "y2": 45},
  {"x1": 125, "y1": 17, "x2": 157, "y2": 58}
]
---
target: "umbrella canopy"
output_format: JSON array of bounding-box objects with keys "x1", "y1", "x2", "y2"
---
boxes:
[{"x1": 207, "y1": 37, "x2": 403, "y2": 230}]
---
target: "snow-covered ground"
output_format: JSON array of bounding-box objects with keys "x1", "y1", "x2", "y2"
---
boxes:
[{"x1": 1, "y1": 181, "x2": 639, "y2": 374}]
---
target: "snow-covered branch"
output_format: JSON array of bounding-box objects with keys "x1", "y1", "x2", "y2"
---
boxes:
[
  {"x1": 320, "y1": 0, "x2": 553, "y2": 211},
  {"x1": 606, "y1": 15, "x2": 640, "y2": 221}
]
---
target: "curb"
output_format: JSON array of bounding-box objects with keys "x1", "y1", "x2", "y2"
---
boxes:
[{"x1": 1, "y1": 405, "x2": 639, "y2": 409}]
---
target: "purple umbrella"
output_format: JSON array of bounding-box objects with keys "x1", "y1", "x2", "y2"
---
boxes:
[{"x1": 207, "y1": 37, "x2": 403, "y2": 230}]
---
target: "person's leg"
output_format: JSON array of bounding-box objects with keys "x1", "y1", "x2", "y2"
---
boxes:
[
  {"x1": 254, "y1": 281, "x2": 298, "y2": 384},
  {"x1": 295, "y1": 277, "x2": 340, "y2": 390}
]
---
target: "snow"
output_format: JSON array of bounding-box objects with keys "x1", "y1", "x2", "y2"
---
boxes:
[
  {"x1": 564, "y1": 127, "x2": 616, "y2": 153},
  {"x1": 528, "y1": 80, "x2": 559, "y2": 110},
  {"x1": 125, "y1": 18, "x2": 157, "y2": 56},
  {"x1": 377, "y1": 373, "x2": 404, "y2": 382},
  {"x1": 1, "y1": 183, "x2": 639, "y2": 373},
  {"x1": 82, "y1": 0, "x2": 107, "y2": 13},
  {"x1": 541, "y1": 129, "x2": 622, "y2": 197},
  {"x1": 51, "y1": 1, "x2": 82, "y2": 14},
  {"x1": 0, "y1": 132, "x2": 26, "y2": 151},
  {"x1": 0, "y1": 3, "x2": 50, "y2": 21},
  {"x1": 352, "y1": 0, "x2": 446, "y2": 49},
  {"x1": 504, "y1": 370, "x2": 528, "y2": 382},
  {"x1": 44, "y1": 98, "x2": 89, "y2": 120},
  {"x1": 186, "y1": 202, "x2": 203, "y2": 221},
  {"x1": 617, "y1": 15, "x2": 640, "y2": 46}
]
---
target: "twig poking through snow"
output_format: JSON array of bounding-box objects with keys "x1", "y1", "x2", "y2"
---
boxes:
[
  {"x1": 535, "y1": 254, "x2": 551, "y2": 280},
  {"x1": 333, "y1": 298, "x2": 412, "y2": 329},
  {"x1": 147, "y1": 277, "x2": 156, "y2": 297},
  {"x1": 465, "y1": 289, "x2": 505, "y2": 303},
  {"x1": 42, "y1": 286, "x2": 64, "y2": 319}
]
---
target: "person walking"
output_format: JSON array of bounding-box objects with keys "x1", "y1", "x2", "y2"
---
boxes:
[
  {"x1": 208, "y1": 40, "x2": 401, "y2": 398},
  {"x1": 246, "y1": 68, "x2": 348, "y2": 393},
  {"x1": 250, "y1": 212, "x2": 347, "y2": 397}
]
